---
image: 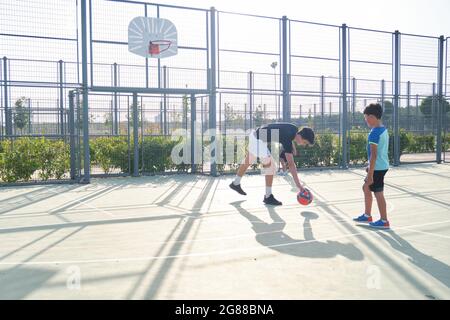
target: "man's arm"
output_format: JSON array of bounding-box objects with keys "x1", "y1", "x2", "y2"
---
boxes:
[
  {"x1": 292, "y1": 141, "x2": 297, "y2": 156},
  {"x1": 285, "y1": 152, "x2": 304, "y2": 192},
  {"x1": 367, "y1": 144, "x2": 377, "y2": 185}
]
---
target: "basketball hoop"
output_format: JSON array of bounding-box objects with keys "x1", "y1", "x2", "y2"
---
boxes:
[
  {"x1": 128, "y1": 17, "x2": 178, "y2": 58},
  {"x1": 149, "y1": 40, "x2": 172, "y2": 56}
]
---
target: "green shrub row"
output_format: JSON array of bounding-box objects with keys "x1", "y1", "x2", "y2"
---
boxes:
[
  {"x1": 0, "y1": 137, "x2": 69, "y2": 183},
  {"x1": 89, "y1": 136, "x2": 185, "y2": 174},
  {"x1": 0, "y1": 131, "x2": 447, "y2": 182}
]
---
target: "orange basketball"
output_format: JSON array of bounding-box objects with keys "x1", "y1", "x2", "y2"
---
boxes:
[{"x1": 297, "y1": 188, "x2": 313, "y2": 205}]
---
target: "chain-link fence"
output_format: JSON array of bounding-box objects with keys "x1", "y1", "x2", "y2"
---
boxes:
[{"x1": 1, "y1": 0, "x2": 448, "y2": 184}]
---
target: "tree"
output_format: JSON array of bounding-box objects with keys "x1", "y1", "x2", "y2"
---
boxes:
[
  {"x1": 127, "y1": 101, "x2": 143, "y2": 128},
  {"x1": 182, "y1": 94, "x2": 190, "y2": 129},
  {"x1": 253, "y1": 104, "x2": 264, "y2": 127},
  {"x1": 307, "y1": 108, "x2": 313, "y2": 128},
  {"x1": 382, "y1": 100, "x2": 393, "y2": 116},
  {"x1": 76, "y1": 97, "x2": 94, "y2": 131},
  {"x1": 104, "y1": 112, "x2": 113, "y2": 131},
  {"x1": 420, "y1": 96, "x2": 450, "y2": 117},
  {"x1": 13, "y1": 97, "x2": 30, "y2": 133}
]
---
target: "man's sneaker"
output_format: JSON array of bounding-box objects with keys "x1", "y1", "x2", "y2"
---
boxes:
[
  {"x1": 353, "y1": 213, "x2": 373, "y2": 223},
  {"x1": 229, "y1": 182, "x2": 247, "y2": 195},
  {"x1": 277, "y1": 170, "x2": 288, "y2": 176},
  {"x1": 263, "y1": 194, "x2": 282, "y2": 206},
  {"x1": 369, "y1": 219, "x2": 390, "y2": 229}
]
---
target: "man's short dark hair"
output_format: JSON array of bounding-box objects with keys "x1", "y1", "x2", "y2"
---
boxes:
[
  {"x1": 297, "y1": 127, "x2": 315, "y2": 145},
  {"x1": 364, "y1": 103, "x2": 383, "y2": 119}
]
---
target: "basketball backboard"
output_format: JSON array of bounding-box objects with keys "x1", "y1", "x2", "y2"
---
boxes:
[{"x1": 128, "y1": 17, "x2": 178, "y2": 59}]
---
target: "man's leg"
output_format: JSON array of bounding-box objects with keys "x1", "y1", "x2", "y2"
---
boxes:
[
  {"x1": 230, "y1": 152, "x2": 255, "y2": 195},
  {"x1": 262, "y1": 156, "x2": 281, "y2": 205},
  {"x1": 265, "y1": 173, "x2": 274, "y2": 197},
  {"x1": 236, "y1": 152, "x2": 253, "y2": 178}
]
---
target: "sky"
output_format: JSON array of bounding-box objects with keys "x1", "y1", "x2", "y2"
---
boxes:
[
  {"x1": 157, "y1": 0, "x2": 450, "y2": 37},
  {"x1": 1, "y1": 0, "x2": 449, "y2": 123}
]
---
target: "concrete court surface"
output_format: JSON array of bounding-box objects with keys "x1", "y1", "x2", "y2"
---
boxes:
[{"x1": 0, "y1": 163, "x2": 449, "y2": 300}]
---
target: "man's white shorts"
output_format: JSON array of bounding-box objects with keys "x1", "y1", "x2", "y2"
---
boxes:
[{"x1": 248, "y1": 129, "x2": 271, "y2": 159}]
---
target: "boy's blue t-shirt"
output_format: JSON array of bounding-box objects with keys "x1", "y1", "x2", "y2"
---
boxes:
[{"x1": 367, "y1": 126, "x2": 389, "y2": 171}]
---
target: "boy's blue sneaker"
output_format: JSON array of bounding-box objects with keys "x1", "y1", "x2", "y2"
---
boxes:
[
  {"x1": 353, "y1": 213, "x2": 373, "y2": 223},
  {"x1": 369, "y1": 219, "x2": 390, "y2": 229}
]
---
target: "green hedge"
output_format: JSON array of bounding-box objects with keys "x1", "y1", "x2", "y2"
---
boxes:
[
  {"x1": 294, "y1": 132, "x2": 339, "y2": 167},
  {"x1": 90, "y1": 136, "x2": 130, "y2": 174},
  {"x1": 90, "y1": 136, "x2": 184, "y2": 174},
  {"x1": 0, "y1": 131, "x2": 446, "y2": 182},
  {"x1": 0, "y1": 137, "x2": 69, "y2": 183}
]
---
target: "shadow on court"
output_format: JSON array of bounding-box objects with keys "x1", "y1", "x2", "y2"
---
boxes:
[
  {"x1": 0, "y1": 266, "x2": 57, "y2": 299},
  {"x1": 125, "y1": 178, "x2": 216, "y2": 300},
  {"x1": 230, "y1": 200, "x2": 364, "y2": 260},
  {"x1": 378, "y1": 230, "x2": 450, "y2": 289}
]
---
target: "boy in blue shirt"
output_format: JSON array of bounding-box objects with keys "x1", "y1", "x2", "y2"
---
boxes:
[{"x1": 353, "y1": 103, "x2": 390, "y2": 229}]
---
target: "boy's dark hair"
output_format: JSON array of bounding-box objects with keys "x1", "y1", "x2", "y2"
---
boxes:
[
  {"x1": 297, "y1": 127, "x2": 315, "y2": 145},
  {"x1": 364, "y1": 103, "x2": 383, "y2": 119}
]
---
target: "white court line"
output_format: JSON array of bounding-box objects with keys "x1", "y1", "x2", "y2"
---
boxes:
[
  {"x1": 0, "y1": 197, "x2": 440, "y2": 238},
  {"x1": 0, "y1": 209, "x2": 383, "y2": 250},
  {"x1": 402, "y1": 228, "x2": 450, "y2": 240},
  {"x1": 1, "y1": 218, "x2": 450, "y2": 266},
  {"x1": 47, "y1": 187, "x2": 118, "y2": 218}
]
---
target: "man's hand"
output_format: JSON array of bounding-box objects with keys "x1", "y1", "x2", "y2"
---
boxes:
[
  {"x1": 285, "y1": 152, "x2": 304, "y2": 192},
  {"x1": 365, "y1": 174, "x2": 374, "y2": 186}
]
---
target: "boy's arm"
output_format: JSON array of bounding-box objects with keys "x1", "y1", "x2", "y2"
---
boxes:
[
  {"x1": 367, "y1": 144, "x2": 377, "y2": 185},
  {"x1": 285, "y1": 152, "x2": 304, "y2": 192},
  {"x1": 292, "y1": 141, "x2": 297, "y2": 156}
]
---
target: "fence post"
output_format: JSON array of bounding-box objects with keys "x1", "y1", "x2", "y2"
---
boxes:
[
  {"x1": 321, "y1": 76, "x2": 325, "y2": 131},
  {"x1": 209, "y1": 7, "x2": 218, "y2": 176},
  {"x1": 58, "y1": 60, "x2": 65, "y2": 137},
  {"x1": 282, "y1": 16, "x2": 290, "y2": 122},
  {"x1": 436, "y1": 35, "x2": 444, "y2": 164},
  {"x1": 113, "y1": 62, "x2": 119, "y2": 135},
  {"x1": 407, "y1": 81, "x2": 411, "y2": 130},
  {"x1": 190, "y1": 94, "x2": 197, "y2": 173},
  {"x1": 351, "y1": 77, "x2": 356, "y2": 127},
  {"x1": 416, "y1": 94, "x2": 419, "y2": 131},
  {"x1": 340, "y1": 24, "x2": 349, "y2": 168},
  {"x1": 432, "y1": 83, "x2": 436, "y2": 135},
  {"x1": 3, "y1": 56, "x2": 12, "y2": 136},
  {"x1": 163, "y1": 65, "x2": 167, "y2": 135},
  {"x1": 393, "y1": 30, "x2": 401, "y2": 166},
  {"x1": 249, "y1": 71, "x2": 254, "y2": 129},
  {"x1": 132, "y1": 92, "x2": 139, "y2": 177},
  {"x1": 81, "y1": 0, "x2": 90, "y2": 183},
  {"x1": 69, "y1": 90, "x2": 76, "y2": 180},
  {"x1": 27, "y1": 98, "x2": 32, "y2": 134}
]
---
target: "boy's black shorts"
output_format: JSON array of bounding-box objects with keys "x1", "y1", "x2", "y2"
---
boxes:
[{"x1": 366, "y1": 170, "x2": 388, "y2": 192}]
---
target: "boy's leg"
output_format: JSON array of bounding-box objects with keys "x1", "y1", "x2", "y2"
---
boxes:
[
  {"x1": 354, "y1": 182, "x2": 373, "y2": 222},
  {"x1": 374, "y1": 191, "x2": 387, "y2": 221},
  {"x1": 280, "y1": 159, "x2": 287, "y2": 172},
  {"x1": 368, "y1": 170, "x2": 389, "y2": 228},
  {"x1": 363, "y1": 182, "x2": 373, "y2": 215}
]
